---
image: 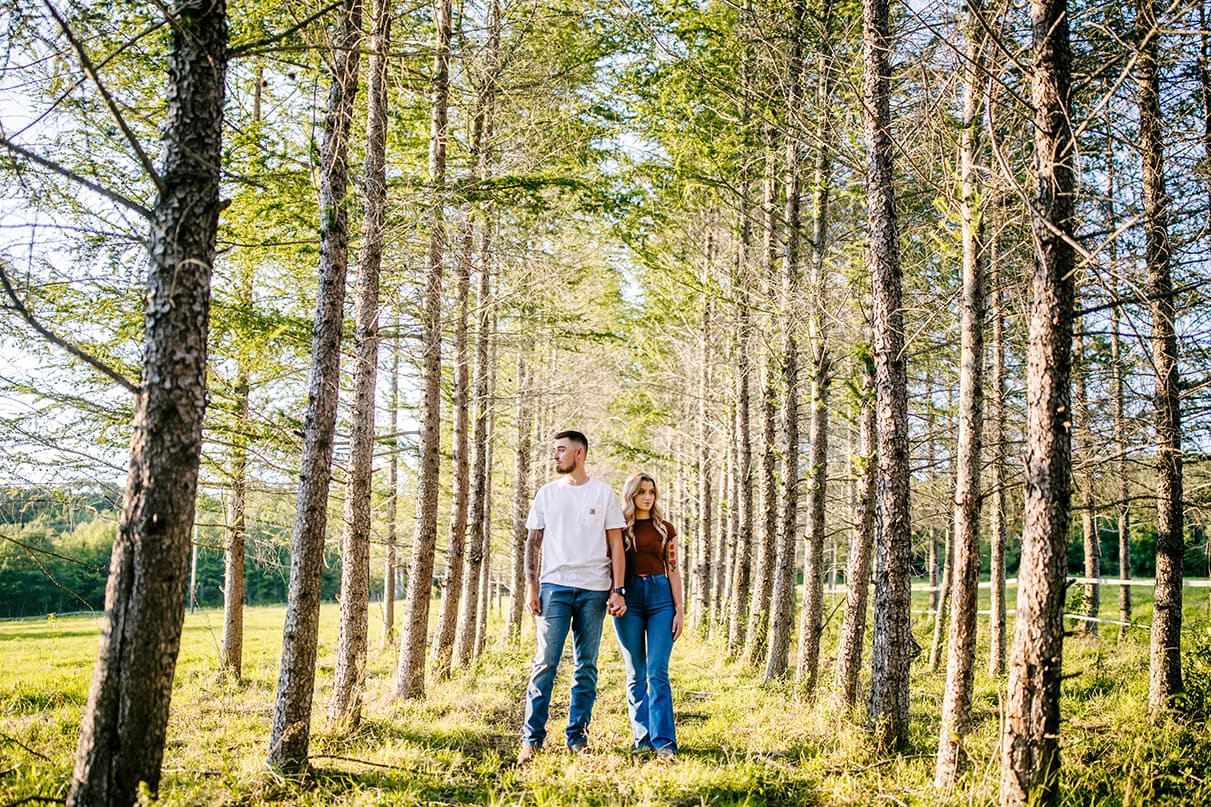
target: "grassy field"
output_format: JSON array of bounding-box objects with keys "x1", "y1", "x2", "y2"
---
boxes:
[{"x1": 1, "y1": 587, "x2": 1210, "y2": 806}]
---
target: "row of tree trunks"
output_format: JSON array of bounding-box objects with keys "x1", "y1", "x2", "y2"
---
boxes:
[
  {"x1": 267, "y1": 0, "x2": 361, "y2": 772},
  {"x1": 68, "y1": 0, "x2": 228, "y2": 801}
]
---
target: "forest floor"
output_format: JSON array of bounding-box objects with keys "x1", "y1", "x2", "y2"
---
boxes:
[{"x1": 2, "y1": 590, "x2": 1210, "y2": 806}]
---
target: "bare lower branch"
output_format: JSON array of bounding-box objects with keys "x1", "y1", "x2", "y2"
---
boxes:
[
  {"x1": 43, "y1": 0, "x2": 164, "y2": 194},
  {"x1": 0, "y1": 262, "x2": 139, "y2": 394},
  {"x1": 0, "y1": 134, "x2": 151, "y2": 218}
]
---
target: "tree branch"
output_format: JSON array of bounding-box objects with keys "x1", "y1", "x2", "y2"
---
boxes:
[
  {"x1": 228, "y1": 0, "x2": 344, "y2": 58},
  {"x1": 0, "y1": 262, "x2": 140, "y2": 394},
  {"x1": 0, "y1": 134, "x2": 151, "y2": 218},
  {"x1": 43, "y1": 0, "x2": 165, "y2": 195}
]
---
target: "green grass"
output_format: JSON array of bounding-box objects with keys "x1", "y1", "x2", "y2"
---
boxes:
[{"x1": 1, "y1": 589, "x2": 1209, "y2": 806}]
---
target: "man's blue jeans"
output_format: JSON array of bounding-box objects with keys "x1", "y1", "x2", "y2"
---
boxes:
[
  {"x1": 612, "y1": 573, "x2": 677, "y2": 751},
  {"x1": 521, "y1": 583, "x2": 609, "y2": 748}
]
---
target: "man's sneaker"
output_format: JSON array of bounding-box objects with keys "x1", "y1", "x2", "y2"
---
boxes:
[
  {"x1": 569, "y1": 740, "x2": 589, "y2": 755},
  {"x1": 517, "y1": 743, "x2": 539, "y2": 767},
  {"x1": 655, "y1": 746, "x2": 677, "y2": 763}
]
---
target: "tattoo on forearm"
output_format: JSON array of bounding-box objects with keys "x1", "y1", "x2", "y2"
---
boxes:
[
  {"x1": 666, "y1": 541, "x2": 679, "y2": 573},
  {"x1": 525, "y1": 529, "x2": 543, "y2": 584}
]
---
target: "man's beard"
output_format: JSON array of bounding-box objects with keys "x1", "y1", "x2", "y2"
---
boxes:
[{"x1": 555, "y1": 460, "x2": 572, "y2": 475}]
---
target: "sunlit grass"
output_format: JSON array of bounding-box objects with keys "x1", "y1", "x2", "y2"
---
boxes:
[{"x1": 1, "y1": 588, "x2": 1208, "y2": 805}]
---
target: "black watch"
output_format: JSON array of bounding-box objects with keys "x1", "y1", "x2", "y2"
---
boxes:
[{"x1": 612, "y1": 586, "x2": 626, "y2": 596}]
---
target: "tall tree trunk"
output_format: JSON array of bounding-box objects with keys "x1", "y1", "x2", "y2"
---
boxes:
[
  {"x1": 988, "y1": 233, "x2": 1008, "y2": 675},
  {"x1": 1074, "y1": 325, "x2": 1100, "y2": 634},
  {"x1": 330, "y1": 0, "x2": 390, "y2": 726},
  {"x1": 507, "y1": 350, "x2": 531, "y2": 642},
  {"x1": 928, "y1": 526, "x2": 952, "y2": 672},
  {"x1": 454, "y1": 225, "x2": 493, "y2": 669},
  {"x1": 999, "y1": 0, "x2": 1076, "y2": 800},
  {"x1": 693, "y1": 252, "x2": 714, "y2": 636},
  {"x1": 745, "y1": 139, "x2": 782, "y2": 667},
  {"x1": 67, "y1": 3, "x2": 226, "y2": 801},
  {"x1": 266, "y1": 0, "x2": 360, "y2": 772},
  {"x1": 220, "y1": 65, "x2": 260, "y2": 684},
  {"x1": 765, "y1": 0, "x2": 804, "y2": 679},
  {"x1": 1106, "y1": 110, "x2": 1130, "y2": 640},
  {"x1": 796, "y1": 8, "x2": 833, "y2": 692},
  {"x1": 1138, "y1": 0, "x2": 1184, "y2": 713},
  {"x1": 936, "y1": 13, "x2": 988, "y2": 779},
  {"x1": 864, "y1": 0, "x2": 912, "y2": 750},
  {"x1": 383, "y1": 321, "x2": 400, "y2": 647},
  {"x1": 474, "y1": 308, "x2": 498, "y2": 659},
  {"x1": 726, "y1": 4, "x2": 755, "y2": 655},
  {"x1": 395, "y1": 0, "x2": 452, "y2": 700},
  {"x1": 835, "y1": 352, "x2": 876, "y2": 707}
]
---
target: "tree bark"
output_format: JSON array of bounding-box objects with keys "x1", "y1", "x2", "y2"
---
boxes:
[
  {"x1": 453, "y1": 231, "x2": 493, "y2": 668},
  {"x1": 1138, "y1": 0, "x2": 1184, "y2": 713},
  {"x1": 507, "y1": 350, "x2": 531, "y2": 642},
  {"x1": 67, "y1": 2, "x2": 226, "y2": 801},
  {"x1": 835, "y1": 353, "x2": 875, "y2": 707},
  {"x1": 220, "y1": 65, "x2": 260, "y2": 684},
  {"x1": 395, "y1": 0, "x2": 452, "y2": 700},
  {"x1": 988, "y1": 234, "x2": 1008, "y2": 676},
  {"x1": 1106, "y1": 113, "x2": 1130, "y2": 640},
  {"x1": 999, "y1": 0, "x2": 1076, "y2": 801},
  {"x1": 693, "y1": 252, "x2": 714, "y2": 636},
  {"x1": 744, "y1": 141, "x2": 782, "y2": 667},
  {"x1": 330, "y1": 0, "x2": 390, "y2": 727},
  {"x1": 383, "y1": 323, "x2": 400, "y2": 648},
  {"x1": 936, "y1": 14, "x2": 988, "y2": 779},
  {"x1": 928, "y1": 527, "x2": 952, "y2": 673},
  {"x1": 1074, "y1": 326, "x2": 1100, "y2": 634},
  {"x1": 864, "y1": 0, "x2": 913, "y2": 751},
  {"x1": 764, "y1": 0, "x2": 804, "y2": 679},
  {"x1": 796, "y1": 10, "x2": 833, "y2": 692},
  {"x1": 268, "y1": 0, "x2": 361, "y2": 771}
]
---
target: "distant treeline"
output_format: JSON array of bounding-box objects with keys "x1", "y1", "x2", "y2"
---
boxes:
[
  {"x1": 0, "y1": 486, "x2": 343, "y2": 619},
  {"x1": 0, "y1": 486, "x2": 1206, "y2": 619}
]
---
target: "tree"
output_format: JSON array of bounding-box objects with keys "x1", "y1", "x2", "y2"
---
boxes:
[
  {"x1": 835, "y1": 349, "x2": 875, "y2": 707},
  {"x1": 395, "y1": 0, "x2": 453, "y2": 699},
  {"x1": 330, "y1": 0, "x2": 391, "y2": 727},
  {"x1": 796, "y1": 0, "x2": 835, "y2": 693},
  {"x1": 1138, "y1": 0, "x2": 1184, "y2": 713},
  {"x1": 936, "y1": 1, "x2": 989, "y2": 782},
  {"x1": 764, "y1": 0, "x2": 805, "y2": 683},
  {"x1": 864, "y1": 0, "x2": 913, "y2": 750},
  {"x1": 1000, "y1": 0, "x2": 1077, "y2": 800},
  {"x1": 65, "y1": 0, "x2": 228, "y2": 800},
  {"x1": 268, "y1": 0, "x2": 362, "y2": 770}
]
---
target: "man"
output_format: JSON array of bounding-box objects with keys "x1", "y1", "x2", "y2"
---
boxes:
[{"x1": 518, "y1": 430, "x2": 627, "y2": 765}]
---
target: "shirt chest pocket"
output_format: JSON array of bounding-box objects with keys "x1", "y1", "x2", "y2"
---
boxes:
[{"x1": 579, "y1": 506, "x2": 605, "y2": 530}]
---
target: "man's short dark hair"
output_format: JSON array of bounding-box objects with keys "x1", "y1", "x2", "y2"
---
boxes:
[{"x1": 553, "y1": 430, "x2": 589, "y2": 456}]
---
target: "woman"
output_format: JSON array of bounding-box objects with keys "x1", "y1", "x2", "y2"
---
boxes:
[{"x1": 613, "y1": 471, "x2": 684, "y2": 760}]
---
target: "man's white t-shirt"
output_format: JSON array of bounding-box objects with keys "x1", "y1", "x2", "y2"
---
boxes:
[{"x1": 525, "y1": 476, "x2": 626, "y2": 591}]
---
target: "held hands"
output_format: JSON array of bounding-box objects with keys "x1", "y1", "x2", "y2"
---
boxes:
[
  {"x1": 607, "y1": 592, "x2": 627, "y2": 617},
  {"x1": 525, "y1": 582, "x2": 541, "y2": 616}
]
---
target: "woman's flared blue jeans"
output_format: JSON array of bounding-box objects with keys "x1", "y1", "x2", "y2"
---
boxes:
[{"x1": 613, "y1": 573, "x2": 677, "y2": 751}]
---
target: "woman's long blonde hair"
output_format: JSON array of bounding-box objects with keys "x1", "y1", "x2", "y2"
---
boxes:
[{"x1": 621, "y1": 471, "x2": 669, "y2": 552}]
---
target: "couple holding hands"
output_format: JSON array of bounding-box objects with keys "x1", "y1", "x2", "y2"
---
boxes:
[{"x1": 517, "y1": 430, "x2": 684, "y2": 766}]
